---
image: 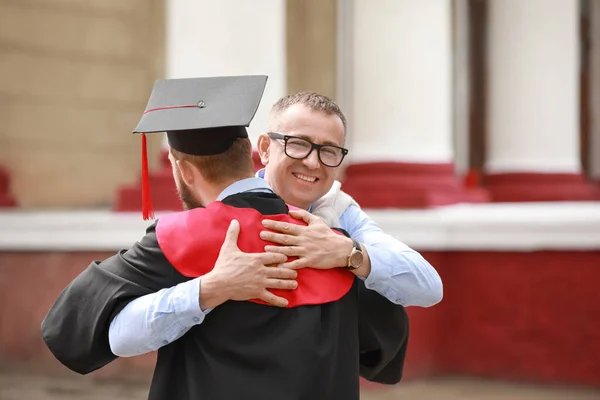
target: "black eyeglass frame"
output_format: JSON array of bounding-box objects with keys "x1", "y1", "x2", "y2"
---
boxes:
[{"x1": 267, "y1": 132, "x2": 349, "y2": 168}]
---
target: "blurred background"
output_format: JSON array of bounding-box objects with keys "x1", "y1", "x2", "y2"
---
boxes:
[{"x1": 0, "y1": 0, "x2": 600, "y2": 399}]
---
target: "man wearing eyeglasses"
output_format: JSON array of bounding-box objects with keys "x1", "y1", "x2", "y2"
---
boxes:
[
  {"x1": 254, "y1": 92, "x2": 442, "y2": 308},
  {"x1": 107, "y1": 92, "x2": 442, "y2": 377}
]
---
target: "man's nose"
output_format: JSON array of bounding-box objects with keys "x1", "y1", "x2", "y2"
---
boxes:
[{"x1": 302, "y1": 149, "x2": 321, "y2": 170}]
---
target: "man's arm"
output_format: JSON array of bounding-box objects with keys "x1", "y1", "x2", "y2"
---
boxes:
[
  {"x1": 108, "y1": 219, "x2": 296, "y2": 358},
  {"x1": 261, "y1": 206, "x2": 443, "y2": 308},
  {"x1": 108, "y1": 278, "x2": 207, "y2": 357}
]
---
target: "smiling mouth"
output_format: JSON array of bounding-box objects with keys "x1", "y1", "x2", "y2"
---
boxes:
[{"x1": 292, "y1": 172, "x2": 319, "y2": 183}]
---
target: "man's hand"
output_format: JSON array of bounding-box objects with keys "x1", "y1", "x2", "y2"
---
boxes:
[
  {"x1": 200, "y1": 220, "x2": 298, "y2": 310},
  {"x1": 260, "y1": 209, "x2": 354, "y2": 270}
]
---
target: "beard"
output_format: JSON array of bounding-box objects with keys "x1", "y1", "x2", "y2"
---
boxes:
[{"x1": 176, "y1": 176, "x2": 204, "y2": 210}]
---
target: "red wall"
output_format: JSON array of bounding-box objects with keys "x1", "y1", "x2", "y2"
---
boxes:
[
  {"x1": 404, "y1": 251, "x2": 600, "y2": 388},
  {"x1": 1, "y1": 250, "x2": 599, "y2": 387}
]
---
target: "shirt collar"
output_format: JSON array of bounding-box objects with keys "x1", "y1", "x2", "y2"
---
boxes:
[{"x1": 216, "y1": 177, "x2": 274, "y2": 201}]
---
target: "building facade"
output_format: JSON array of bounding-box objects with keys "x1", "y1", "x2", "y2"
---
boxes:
[{"x1": 0, "y1": 0, "x2": 599, "y2": 390}]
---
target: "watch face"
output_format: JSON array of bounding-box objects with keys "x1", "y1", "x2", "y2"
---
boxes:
[{"x1": 350, "y1": 251, "x2": 363, "y2": 267}]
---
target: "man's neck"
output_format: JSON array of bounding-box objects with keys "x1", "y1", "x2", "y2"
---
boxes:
[{"x1": 198, "y1": 173, "x2": 258, "y2": 204}]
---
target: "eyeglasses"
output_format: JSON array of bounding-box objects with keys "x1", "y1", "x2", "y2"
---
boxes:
[{"x1": 267, "y1": 132, "x2": 349, "y2": 168}]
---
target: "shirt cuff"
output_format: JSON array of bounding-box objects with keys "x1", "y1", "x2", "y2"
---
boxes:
[
  {"x1": 171, "y1": 278, "x2": 209, "y2": 326},
  {"x1": 362, "y1": 243, "x2": 398, "y2": 299}
]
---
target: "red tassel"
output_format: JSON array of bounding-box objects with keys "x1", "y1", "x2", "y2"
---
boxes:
[{"x1": 141, "y1": 133, "x2": 154, "y2": 220}]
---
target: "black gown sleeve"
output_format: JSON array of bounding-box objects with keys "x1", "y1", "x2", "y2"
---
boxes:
[
  {"x1": 40, "y1": 222, "x2": 186, "y2": 375},
  {"x1": 332, "y1": 226, "x2": 410, "y2": 383},
  {"x1": 356, "y1": 279, "x2": 410, "y2": 384}
]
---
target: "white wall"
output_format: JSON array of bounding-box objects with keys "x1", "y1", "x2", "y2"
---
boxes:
[
  {"x1": 487, "y1": 0, "x2": 580, "y2": 173},
  {"x1": 349, "y1": 0, "x2": 454, "y2": 163}
]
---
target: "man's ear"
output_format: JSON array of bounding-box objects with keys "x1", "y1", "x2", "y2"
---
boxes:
[
  {"x1": 256, "y1": 133, "x2": 271, "y2": 166},
  {"x1": 176, "y1": 159, "x2": 196, "y2": 186}
]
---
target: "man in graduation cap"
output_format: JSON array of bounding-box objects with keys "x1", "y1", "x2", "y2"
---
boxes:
[
  {"x1": 41, "y1": 75, "x2": 409, "y2": 400},
  {"x1": 106, "y1": 92, "x2": 442, "y2": 363}
]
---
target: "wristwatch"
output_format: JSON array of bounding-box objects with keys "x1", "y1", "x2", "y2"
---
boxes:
[{"x1": 346, "y1": 239, "x2": 364, "y2": 270}]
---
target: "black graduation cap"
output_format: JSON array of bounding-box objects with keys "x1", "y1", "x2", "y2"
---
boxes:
[{"x1": 133, "y1": 75, "x2": 268, "y2": 220}]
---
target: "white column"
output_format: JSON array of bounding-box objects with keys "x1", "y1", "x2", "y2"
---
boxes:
[
  {"x1": 486, "y1": 0, "x2": 580, "y2": 174},
  {"x1": 345, "y1": 0, "x2": 454, "y2": 164},
  {"x1": 452, "y1": 0, "x2": 472, "y2": 177},
  {"x1": 163, "y1": 0, "x2": 286, "y2": 147}
]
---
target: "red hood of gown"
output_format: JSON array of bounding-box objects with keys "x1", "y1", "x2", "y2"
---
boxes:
[{"x1": 155, "y1": 201, "x2": 354, "y2": 308}]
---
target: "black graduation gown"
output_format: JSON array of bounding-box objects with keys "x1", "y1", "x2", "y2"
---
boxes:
[{"x1": 41, "y1": 192, "x2": 409, "y2": 400}]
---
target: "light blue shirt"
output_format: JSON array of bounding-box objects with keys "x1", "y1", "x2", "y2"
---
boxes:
[{"x1": 109, "y1": 176, "x2": 443, "y2": 357}]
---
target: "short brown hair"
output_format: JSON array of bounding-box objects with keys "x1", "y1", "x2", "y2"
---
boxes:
[
  {"x1": 270, "y1": 92, "x2": 347, "y2": 132},
  {"x1": 170, "y1": 137, "x2": 254, "y2": 185}
]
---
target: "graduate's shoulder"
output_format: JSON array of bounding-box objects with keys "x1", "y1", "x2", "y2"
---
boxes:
[
  {"x1": 155, "y1": 200, "x2": 307, "y2": 247},
  {"x1": 154, "y1": 201, "x2": 305, "y2": 278},
  {"x1": 154, "y1": 201, "x2": 238, "y2": 242},
  {"x1": 154, "y1": 202, "x2": 247, "y2": 277}
]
